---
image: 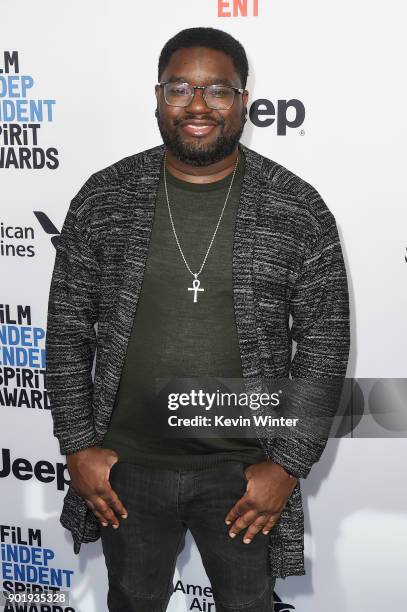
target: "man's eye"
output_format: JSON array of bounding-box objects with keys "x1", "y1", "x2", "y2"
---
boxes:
[
  {"x1": 211, "y1": 88, "x2": 229, "y2": 97},
  {"x1": 170, "y1": 86, "x2": 189, "y2": 96}
]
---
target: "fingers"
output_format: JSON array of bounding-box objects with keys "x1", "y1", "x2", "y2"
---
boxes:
[
  {"x1": 224, "y1": 495, "x2": 281, "y2": 543},
  {"x1": 228, "y1": 510, "x2": 279, "y2": 542},
  {"x1": 224, "y1": 494, "x2": 254, "y2": 526},
  {"x1": 85, "y1": 483, "x2": 128, "y2": 528},
  {"x1": 261, "y1": 514, "x2": 278, "y2": 535},
  {"x1": 240, "y1": 514, "x2": 270, "y2": 544},
  {"x1": 224, "y1": 494, "x2": 259, "y2": 540},
  {"x1": 226, "y1": 507, "x2": 264, "y2": 541}
]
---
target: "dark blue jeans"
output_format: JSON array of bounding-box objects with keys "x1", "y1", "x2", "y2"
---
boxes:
[{"x1": 100, "y1": 460, "x2": 276, "y2": 611}]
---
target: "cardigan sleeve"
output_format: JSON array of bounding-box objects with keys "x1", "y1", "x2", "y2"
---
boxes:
[
  {"x1": 45, "y1": 179, "x2": 101, "y2": 456},
  {"x1": 269, "y1": 211, "x2": 350, "y2": 479}
]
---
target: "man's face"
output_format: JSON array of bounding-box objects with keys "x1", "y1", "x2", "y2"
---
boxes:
[{"x1": 155, "y1": 46, "x2": 248, "y2": 166}]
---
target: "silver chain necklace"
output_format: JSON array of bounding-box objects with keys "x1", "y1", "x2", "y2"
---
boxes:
[{"x1": 163, "y1": 150, "x2": 239, "y2": 303}]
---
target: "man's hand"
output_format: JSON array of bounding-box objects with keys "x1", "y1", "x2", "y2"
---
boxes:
[
  {"x1": 224, "y1": 460, "x2": 298, "y2": 543},
  {"x1": 66, "y1": 447, "x2": 128, "y2": 529}
]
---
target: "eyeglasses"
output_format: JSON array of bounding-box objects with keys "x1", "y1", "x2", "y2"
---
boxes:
[{"x1": 157, "y1": 81, "x2": 245, "y2": 110}]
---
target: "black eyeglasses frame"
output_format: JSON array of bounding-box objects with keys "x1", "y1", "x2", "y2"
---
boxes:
[{"x1": 157, "y1": 81, "x2": 246, "y2": 110}]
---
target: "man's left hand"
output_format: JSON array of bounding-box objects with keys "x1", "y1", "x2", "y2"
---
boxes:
[{"x1": 224, "y1": 460, "x2": 298, "y2": 543}]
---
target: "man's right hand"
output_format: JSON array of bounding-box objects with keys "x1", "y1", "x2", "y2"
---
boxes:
[{"x1": 66, "y1": 447, "x2": 128, "y2": 529}]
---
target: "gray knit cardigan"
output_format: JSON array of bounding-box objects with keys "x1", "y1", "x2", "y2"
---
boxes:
[{"x1": 45, "y1": 142, "x2": 350, "y2": 578}]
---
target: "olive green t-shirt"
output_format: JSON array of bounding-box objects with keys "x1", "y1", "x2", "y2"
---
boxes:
[{"x1": 101, "y1": 154, "x2": 265, "y2": 470}]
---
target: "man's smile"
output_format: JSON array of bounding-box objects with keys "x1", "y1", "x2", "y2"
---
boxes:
[{"x1": 178, "y1": 119, "x2": 220, "y2": 138}]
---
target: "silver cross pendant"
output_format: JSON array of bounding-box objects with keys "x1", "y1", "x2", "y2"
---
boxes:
[{"x1": 188, "y1": 274, "x2": 204, "y2": 303}]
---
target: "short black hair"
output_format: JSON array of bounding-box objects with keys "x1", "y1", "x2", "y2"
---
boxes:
[{"x1": 158, "y1": 27, "x2": 249, "y2": 88}]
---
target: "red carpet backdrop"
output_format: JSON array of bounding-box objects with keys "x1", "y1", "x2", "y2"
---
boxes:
[{"x1": 1, "y1": 1, "x2": 406, "y2": 610}]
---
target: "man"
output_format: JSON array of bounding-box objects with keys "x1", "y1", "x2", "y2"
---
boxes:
[{"x1": 45, "y1": 27, "x2": 350, "y2": 612}]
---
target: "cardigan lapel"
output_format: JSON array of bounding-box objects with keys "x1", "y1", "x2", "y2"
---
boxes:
[
  {"x1": 232, "y1": 143, "x2": 265, "y2": 391},
  {"x1": 98, "y1": 145, "x2": 165, "y2": 437},
  {"x1": 97, "y1": 142, "x2": 265, "y2": 440}
]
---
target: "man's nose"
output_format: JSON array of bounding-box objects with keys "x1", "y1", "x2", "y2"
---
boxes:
[{"x1": 185, "y1": 88, "x2": 210, "y2": 114}]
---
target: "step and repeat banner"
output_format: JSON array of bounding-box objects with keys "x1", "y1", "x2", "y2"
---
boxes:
[{"x1": 1, "y1": 1, "x2": 406, "y2": 611}]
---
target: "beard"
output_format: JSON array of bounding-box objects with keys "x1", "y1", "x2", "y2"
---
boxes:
[{"x1": 156, "y1": 108, "x2": 246, "y2": 166}]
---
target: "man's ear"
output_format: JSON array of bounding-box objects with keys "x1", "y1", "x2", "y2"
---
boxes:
[{"x1": 242, "y1": 89, "x2": 249, "y2": 108}]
